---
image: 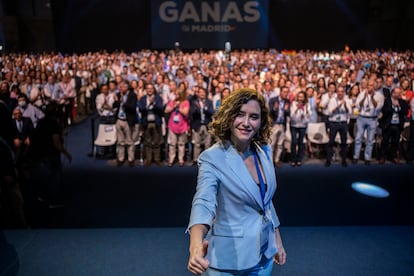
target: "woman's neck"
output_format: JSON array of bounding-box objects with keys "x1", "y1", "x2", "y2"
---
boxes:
[
  {"x1": 235, "y1": 143, "x2": 253, "y2": 159},
  {"x1": 231, "y1": 139, "x2": 250, "y2": 154}
]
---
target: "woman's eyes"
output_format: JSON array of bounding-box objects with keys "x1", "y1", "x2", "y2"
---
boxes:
[{"x1": 236, "y1": 112, "x2": 259, "y2": 120}]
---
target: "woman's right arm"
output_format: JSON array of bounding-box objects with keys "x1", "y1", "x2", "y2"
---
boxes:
[
  {"x1": 187, "y1": 152, "x2": 220, "y2": 274},
  {"x1": 188, "y1": 224, "x2": 210, "y2": 275},
  {"x1": 189, "y1": 224, "x2": 209, "y2": 252}
]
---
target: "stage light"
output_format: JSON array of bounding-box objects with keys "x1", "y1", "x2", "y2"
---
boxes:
[
  {"x1": 225, "y1": 42, "x2": 231, "y2": 54},
  {"x1": 174, "y1": 42, "x2": 180, "y2": 54},
  {"x1": 351, "y1": 182, "x2": 389, "y2": 198}
]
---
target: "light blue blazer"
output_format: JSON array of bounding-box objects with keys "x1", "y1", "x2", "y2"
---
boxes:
[{"x1": 187, "y1": 141, "x2": 280, "y2": 271}]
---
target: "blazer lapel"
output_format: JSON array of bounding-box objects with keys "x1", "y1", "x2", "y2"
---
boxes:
[
  {"x1": 255, "y1": 146, "x2": 276, "y2": 204},
  {"x1": 225, "y1": 145, "x2": 264, "y2": 209}
]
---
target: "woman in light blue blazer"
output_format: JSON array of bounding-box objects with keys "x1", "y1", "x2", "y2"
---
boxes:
[{"x1": 187, "y1": 88, "x2": 286, "y2": 275}]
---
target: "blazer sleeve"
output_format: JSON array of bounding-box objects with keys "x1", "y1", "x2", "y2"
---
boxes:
[
  {"x1": 187, "y1": 150, "x2": 221, "y2": 232},
  {"x1": 270, "y1": 201, "x2": 280, "y2": 229}
]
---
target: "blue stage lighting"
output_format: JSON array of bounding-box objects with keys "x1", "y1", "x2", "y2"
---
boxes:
[{"x1": 351, "y1": 182, "x2": 390, "y2": 198}]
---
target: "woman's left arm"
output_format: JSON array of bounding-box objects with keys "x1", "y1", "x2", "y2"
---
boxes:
[{"x1": 274, "y1": 228, "x2": 286, "y2": 265}]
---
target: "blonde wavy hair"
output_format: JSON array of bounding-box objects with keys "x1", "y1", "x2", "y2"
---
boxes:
[{"x1": 209, "y1": 88, "x2": 272, "y2": 145}]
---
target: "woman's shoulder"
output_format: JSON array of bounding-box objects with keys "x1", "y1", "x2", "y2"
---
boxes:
[
  {"x1": 260, "y1": 143, "x2": 272, "y2": 153},
  {"x1": 255, "y1": 143, "x2": 272, "y2": 160},
  {"x1": 199, "y1": 142, "x2": 226, "y2": 161}
]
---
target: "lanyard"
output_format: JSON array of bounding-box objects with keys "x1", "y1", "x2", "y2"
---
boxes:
[{"x1": 253, "y1": 149, "x2": 266, "y2": 205}]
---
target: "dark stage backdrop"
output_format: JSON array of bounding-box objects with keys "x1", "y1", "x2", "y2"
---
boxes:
[
  {"x1": 150, "y1": 0, "x2": 270, "y2": 49},
  {"x1": 5, "y1": 0, "x2": 413, "y2": 52}
]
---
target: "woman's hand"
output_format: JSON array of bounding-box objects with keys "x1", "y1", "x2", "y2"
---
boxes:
[
  {"x1": 274, "y1": 228, "x2": 286, "y2": 265},
  {"x1": 188, "y1": 240, "x2": 210, "y2": 275},
  {"x1": 274, "y1": 245, "x2": 287, "y2": 265}
]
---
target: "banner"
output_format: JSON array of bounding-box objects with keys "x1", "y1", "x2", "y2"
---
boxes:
[{"x1": 151, "y1": 0, "x2": 269, "y2": 49}]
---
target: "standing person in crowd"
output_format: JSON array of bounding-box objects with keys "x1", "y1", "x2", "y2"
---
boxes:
[
  {"x1": 399, "y1": 79, "x2": 413, "y2": 121},
  {"x1": 1, "y1": 126, "x2": 27, "y2": 228},
  {"x1": 374, "y1": 76, "x2": 384, "y2": 95},
  {"x1": 95, "y1": 84, "x2": 118, "y2": 124},
  {"x1": 352, "y1": 80, "x2": 384, "y2": 165},
  {"x1": 213, "y1": 87, "x2": 231, "y2": 110},
  {"x1": 135, "y1": 79, "x2": 147, "y2": 100},
  {"x1": 114, "y1": 81, "x2": 138, "y2": 167},
  {"x1": 305, "y1": 86, "x2": 318, "y2": 159},
  {"x1": 16, "y1": 94, "x2": 44, "y2": 128},
  {"x1": 315, "y1": 77, "x2": 327, "y2": 93},
  {"x1": 43, "y1": 75, "x2": 66, "y2": 128},
  {"x1": 27, "y1": 102, "x2": 72, "y2": 209},
  {"x1": 12, "y1": 107, "x2": 34, "y2": 168},
  {"x1": 290, "y1": 91, "x2": 312, "y2": 166},
  {"x1": 0, "y1": 90, "x2": 26, "y2": 228},
  {"x1": 0, "y1": 82, "x2": 17, "y2": 112},
  {"x1": 165, "y1": 87, "x2": 190, "y2": 167},
  {"x1": 262, "y1": 80, "x2": 278, "y2": 105},
  {"x1": 325, "y1": 86, "x2": 351, "y2": 167},
  {"x1": 347, "y1": 84, "x2": 360, "y2": 139},
  {"x1": 319, "y1": 82, "x2": 337, "y2": 130},
  {"x1": 139, "y1": 83, "x2": 164, "y2": 166},
  {"x1": 382, "y1": 75, "x2": 394, "y2": 99},
  {"x1": 94, "y1": 83, "x2": 118, "y2": 157},
  {"x1": 59, "y1": 72, "x2": 76, "y2": 127},
  {"x1": 108, "y1": 80, "x2": 119, "y2": 96},
  {"x1": 187, "y1": 88, "x2": 286, "y2": 275},
  {"x1": 43, "y1": 75, "x2": 63, "y2": 104},
  {"x1": 189, "y1": 87, "x2": 214, "y2": 165},
  {"x1": 306, "y1": 86, "x2": 318, "y2": 124},
  {"x1": 19, "y1": 75, "x2": 39, "y2": 104},
  {"x1": 12, "y1": 106, "x2": 33, "y2": 225},
  {"x1": 378, "y1": 87, "x2": 408, "y2": 164},
  {"x1": 269, "y1": 86, "x2": 290, "y2": 167},
  {"x1": 212, "y1": 84, "x2": 223, "y2": 112},
  {"x1": 406, "y1": 96, "x2": 414, "y2": 164}
]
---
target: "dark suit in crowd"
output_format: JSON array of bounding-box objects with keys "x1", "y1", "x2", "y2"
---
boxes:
[
  {"x1": 114, "y1": 87, "x2": 138, "y2": 165},
  {"x1": 379, "y1": 97, "x2": 408, "y2": 163},
  {"x1": 139, "y1": 91, "x2": 164, "y2": 166}
]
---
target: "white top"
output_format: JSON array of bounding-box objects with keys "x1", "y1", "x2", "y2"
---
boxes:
[
  {"x1": 290, "y1": 101, "x2": 312, "y2": 128},
  {"x1": 327, "y1": 97, "x2": 351, "y2": 122},
  {"x1": 356, "y1": 91, "x2": 384, "y2": 118}
]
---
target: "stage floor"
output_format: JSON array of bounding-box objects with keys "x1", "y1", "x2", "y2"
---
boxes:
[{"x1": 2, "y1": 226, "x2": 414, "y2": 276}]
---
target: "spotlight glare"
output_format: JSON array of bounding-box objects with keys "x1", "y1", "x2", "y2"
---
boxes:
[{"x1": 351, "y1": 182, "x2": 390, "y2": 198}]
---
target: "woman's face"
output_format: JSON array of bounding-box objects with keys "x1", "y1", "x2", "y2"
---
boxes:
[
  {"x1": 222, "y1": 89, "x2": 230, "y2": 99},
  {"x1": 351, "y1": 86, "x2": 359, "y2": 95},
  {"x1": 317, "y1": 78, "x2": 325, "y2": 87},
  {"x1": 230, "y1": 99, "x2": 261, "y2": 148},
  {"x1": 297, "y1": 93, "x2": 305, "y2": 102}
]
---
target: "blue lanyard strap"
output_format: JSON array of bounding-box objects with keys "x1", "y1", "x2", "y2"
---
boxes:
[{"x1": 253, "y1": 149, "x2": 266, "y2": 204}]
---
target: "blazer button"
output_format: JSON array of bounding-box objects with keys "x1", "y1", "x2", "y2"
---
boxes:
[{"x1": 258, "y1": 210, "x2": 264, "y2": 215}]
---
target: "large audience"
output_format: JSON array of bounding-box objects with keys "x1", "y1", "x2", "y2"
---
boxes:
[
  {"x1": 1, "y1": 49, "x2": 414, "y2": 166},
  {"x1": 1, "y1": 48, "x2": 414, "y2": 227}
]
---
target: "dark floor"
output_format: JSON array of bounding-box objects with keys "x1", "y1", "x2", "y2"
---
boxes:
[{"x1": 2, "y1": 226, "x2": 414, "y2": 276}]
